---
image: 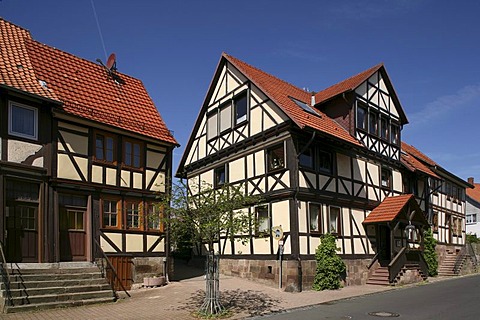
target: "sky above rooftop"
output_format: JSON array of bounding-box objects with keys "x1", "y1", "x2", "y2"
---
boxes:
[{"x1": 2, "y1": 0, "x2": 479, "y2": 182}]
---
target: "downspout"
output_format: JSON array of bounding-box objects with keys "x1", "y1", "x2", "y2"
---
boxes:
[{"x1": 294, "y1": 130, "x2": 316, "y2": 292}]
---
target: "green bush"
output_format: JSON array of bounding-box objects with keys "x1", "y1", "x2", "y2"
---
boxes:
[
  {"x1": 313, "y1": 233, "x2": 346, "y2": 290},
  {"x1": 423, "y1": 228, "x2": 438, "y2": 277},
  {"x1": 466, "y1": 233, "x2": 479, "y2": 244}
]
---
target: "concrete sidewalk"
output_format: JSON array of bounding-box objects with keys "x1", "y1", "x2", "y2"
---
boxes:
[{"x1": 1, "y1": 270, "x2": 397, "y2": 320}]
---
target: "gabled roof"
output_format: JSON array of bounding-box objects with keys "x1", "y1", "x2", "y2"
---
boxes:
[
  {"x1": 0, "y1": 18, "x2": 177, "y2": 145},
  {"x1": 362, "y1": 194, "x2": 427, "y2": 225},
  {"x1": 223, "y1": 53, "x2": 362, "y2": 147},
  {"x1": 314, "y1": 63, "x2": 408, "y2": 125}
]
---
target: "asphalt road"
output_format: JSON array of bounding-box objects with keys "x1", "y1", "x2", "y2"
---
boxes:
[{"x1": 258, "y1": 275, "x2": 480, "y2": 320}]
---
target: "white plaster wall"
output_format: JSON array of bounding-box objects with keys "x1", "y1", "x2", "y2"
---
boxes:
[{"x1": 8, "y1": 140, "x2": 42, "y2": 166}]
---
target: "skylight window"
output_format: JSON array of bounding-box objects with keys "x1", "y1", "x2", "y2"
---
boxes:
[{"x1": 290, "y1": 97, "x2": 319, "y2": 115}]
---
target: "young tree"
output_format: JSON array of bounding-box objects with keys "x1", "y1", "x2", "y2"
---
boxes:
[
  {"x1": 313, "y1": 233, "x2": 346, "y2": 291},
  {"x1": 158, "y1": 179, "x2": 261, "y2": 315}
]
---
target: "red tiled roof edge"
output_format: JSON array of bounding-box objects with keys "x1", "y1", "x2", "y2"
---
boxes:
[
  {"x1": 314, "y1": 63, "x2": 383, "y2": 104},
  {"x1": 401, "y1": 142, "x2": 437, "y2": 167}
]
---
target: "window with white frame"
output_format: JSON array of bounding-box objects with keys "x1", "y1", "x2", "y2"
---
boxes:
[
  {"x1": 9, "y1": 101, "x2": 38, "y2": 140},
  {"x1": 466, "y1": 214, "x2": 477, "y2": 224}
]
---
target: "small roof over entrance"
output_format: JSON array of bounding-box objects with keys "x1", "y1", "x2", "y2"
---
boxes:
[{"x1": 363, "y1": 194, "x2": 428, "y2": 226}]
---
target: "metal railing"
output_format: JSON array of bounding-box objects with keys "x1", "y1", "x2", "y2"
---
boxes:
[
  {"x1": 93, "y1": 239, "x2": 130, "y2": 298},
  {"x1": 0, "y1": 241, "x2": 13, "y2": 310}
]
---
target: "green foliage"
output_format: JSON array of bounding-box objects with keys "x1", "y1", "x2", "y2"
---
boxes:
[
  {"x1": 466, "y1": 233, "x2": 479, "y2": 244},
  {"x1": 423, "y1": 228, "x2": 438, "y2": 277},
  {"x1": 158, "y1": 180, "x2": 261, "y2": 254},
  {"x1": 313, "y1": 233, "x2": 346, "y2": 290}
]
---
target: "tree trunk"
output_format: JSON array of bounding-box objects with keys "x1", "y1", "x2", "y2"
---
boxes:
[{"x1": 200, "y1": 251, "x2": 223, "y2": 315}]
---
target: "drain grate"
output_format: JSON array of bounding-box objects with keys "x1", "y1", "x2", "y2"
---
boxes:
[{"x1": 368, "y1": 311, "x2": 400, "y2": 317}]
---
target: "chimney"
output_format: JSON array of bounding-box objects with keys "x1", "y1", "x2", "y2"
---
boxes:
[
  {"x1": 468, "y1": 177, "x2": 474, "y2": 185},
  {"x1": 311, "y1": 94, "x2": 315, "y2": 106}
]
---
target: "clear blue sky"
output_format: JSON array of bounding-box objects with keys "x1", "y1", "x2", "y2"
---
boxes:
[{"x1": 2, "y1": 0, "x2": 479, "y2": 182}]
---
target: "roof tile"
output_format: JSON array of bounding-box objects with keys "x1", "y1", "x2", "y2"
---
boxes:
[
  {"x1": 467, "y1": 183, "x2": 480, "y2": 203},
  {"x1": 0, "y1": 18, "x2": 177, "y2": 145},
  {"x1": 314, "y1": 63, "x2": 383, "y2": 104}
]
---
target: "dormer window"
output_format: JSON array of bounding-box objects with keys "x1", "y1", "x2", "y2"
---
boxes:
[
  {"x1": 369, "y1": 111, "x2": 379, "y2": 136},
  {"x1": 391, "y1": 124, "x2": 400, "y2": 145},
  {"x1": 356, "y1": 103, "x2": 367, "y2": 131},
  {"x1": 380, "y1": 116, "x2": 389, "y2": 140},
  {"x1": 8, "y1": 101, "x2": 38, "y2": 140}
]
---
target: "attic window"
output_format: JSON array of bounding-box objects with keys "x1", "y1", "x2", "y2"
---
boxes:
[{"x1": 290, "y1": 97, "x2": 318, "y2": 115}]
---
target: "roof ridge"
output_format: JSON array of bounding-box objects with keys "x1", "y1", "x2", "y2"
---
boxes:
[
  {"x1": 223, "y1": 52, "x2": 312, "y2": 102},
  {"x1": 314, "y1": 63, "x2": 384, "y2": 104},
  {"x1": 319, "y1": 63, "x2": 383, "y2": 92}
]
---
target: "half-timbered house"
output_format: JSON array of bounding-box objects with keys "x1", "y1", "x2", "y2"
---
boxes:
[
  {"x1": 177, "y1": 53, "x2": 471, "y2": 290},
  {"x1": 0, "y1": 18, "x2": 177, "y2": 289}
]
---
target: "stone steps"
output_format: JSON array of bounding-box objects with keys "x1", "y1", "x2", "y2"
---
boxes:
[
  {"x1": 367, "y1": 267, "x2": 390, "y2": 286},
  {"x1": 1, "y1": 264, "x2": 116, "y2": 313}
]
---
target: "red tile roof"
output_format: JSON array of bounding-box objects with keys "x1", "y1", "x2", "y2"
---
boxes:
[
  {"x1": 401, "y1": 142, "x2": 437, "y2": 167},
  {"x1": 0, "y1": 18, "x2": 177, "y2": 145},
  {"x1": 0, "y1": 19, "x2": 57, "y2": 101},
  {"x1": 363, "y1": 194, "x2": 426, "y2": 224},
  {"x1": 400, "y1": 149, "x2": 440, "y2": 178},
  {"x1": 467, "y1": 182, "x2": 480, "y2": 203},
  {"x1": 224, "y1": 53, "x2": 362, "y2": 147},
  {"x1": 314, "y1": 63, "x2": 383, "y2": 104}
]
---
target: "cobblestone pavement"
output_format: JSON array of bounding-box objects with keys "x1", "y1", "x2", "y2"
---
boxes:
[
  {"x1": 6, "y1": 262, "x2": 451, "y2": 320},
  {"x1": 0, "y1": 277, "x2": 394, "y2": 319}
]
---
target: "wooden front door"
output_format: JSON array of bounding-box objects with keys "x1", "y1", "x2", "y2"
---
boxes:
[
  {"x1": 60, "y1": 209, "x2": 87, "y2": 261},
  {"x1": 107, "y1": 256, "x2": 133, "y2": 290},
  {"x1": 377, "y1": 225, "x2": 391, "y2": 261},
  {"x1": 5, "y1": 205, "x2": 38, "y2": 263}
]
